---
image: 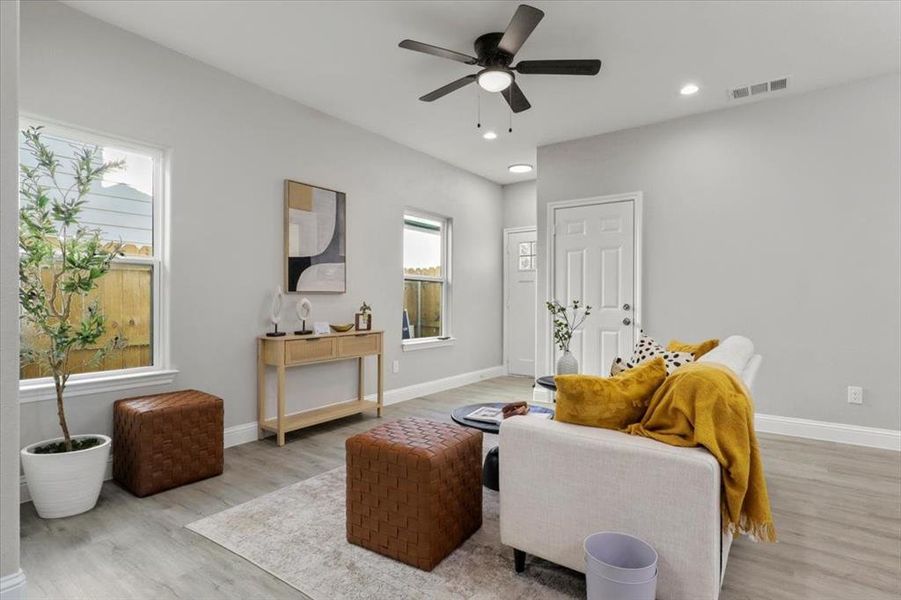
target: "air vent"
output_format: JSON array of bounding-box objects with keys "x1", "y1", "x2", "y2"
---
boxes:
[{"x1": 728, "y1": 76, "x2": 789, "y2": 100}]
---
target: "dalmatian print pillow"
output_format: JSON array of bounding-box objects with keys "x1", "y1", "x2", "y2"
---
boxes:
[
  {"x1": 609, "y1": 332, "x2": 694, "y2": 376},
  {"x1": 610, "y1": 356, "x2": 632, "y2": 376}
]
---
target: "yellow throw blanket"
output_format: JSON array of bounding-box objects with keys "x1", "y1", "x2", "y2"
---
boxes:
[{"x1": 626, "y1": 362, "x2": 777, "y2": 542}]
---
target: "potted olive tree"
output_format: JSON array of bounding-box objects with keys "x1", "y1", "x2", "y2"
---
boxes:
[{"x1": 18, "y1": 126, "x2": 127, "y2": 518}]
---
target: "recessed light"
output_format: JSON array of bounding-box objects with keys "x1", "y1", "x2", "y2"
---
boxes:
[
  {"x1": 483, "y1": 131, "x2": 498, "y2": 140},
  {"x1": 508, "y1": 164, "x2": 533, "y2": 174},
  {"x1": 680, "y1": 83, "x2": 700, "y2": 96}
]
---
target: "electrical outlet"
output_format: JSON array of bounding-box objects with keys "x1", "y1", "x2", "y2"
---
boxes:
[
  {"x1": 392, "y1": 360, "x2": 400, "y2": 374},
  {"x1": 847, "y1": 386, "x2": 863, "y2": 405}
]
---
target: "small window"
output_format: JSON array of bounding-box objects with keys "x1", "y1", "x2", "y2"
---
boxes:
[
  {"x1": 18, "y1": 122, "x2": 164, "y2": 382},
  {"x1": 403, "y1": 212, "x2": 451, "y2": 341},
  {"x1": 518, "y1": 241, "x2": 537, "y2": 271}
]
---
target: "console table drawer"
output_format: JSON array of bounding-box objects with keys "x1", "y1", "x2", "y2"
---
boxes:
[
  {"x1": 286, "y1": 338, "x2": 336, "y2": 363},
  {"x1": 338, "y1": 334, "x2": 380, "y2": 357}
]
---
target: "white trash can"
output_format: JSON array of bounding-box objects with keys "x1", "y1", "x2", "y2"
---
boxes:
[{"x1": 584, "y1": 532, "x2": 658, "y2": 600}]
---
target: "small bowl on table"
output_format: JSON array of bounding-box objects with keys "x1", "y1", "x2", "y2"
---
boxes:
[{"x1": 329, "y1": 323, "x2": 354, "y2": 333}]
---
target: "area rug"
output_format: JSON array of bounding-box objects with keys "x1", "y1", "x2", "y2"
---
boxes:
[{"x1": 187, "y1": 466, "x2": 584, "y2": 599}]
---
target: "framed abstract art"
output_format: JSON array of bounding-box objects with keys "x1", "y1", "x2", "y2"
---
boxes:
[{"x1": 284, "y1": 179, "x2": 346, "y2": 293}]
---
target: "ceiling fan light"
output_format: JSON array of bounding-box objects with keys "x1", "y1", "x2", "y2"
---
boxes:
[
  {"x1": 508, "y1": 163, "x2": 533, "y2": 174},
  {"x1": 478, "y1": 69, "x2": 513, "y2": 92}
]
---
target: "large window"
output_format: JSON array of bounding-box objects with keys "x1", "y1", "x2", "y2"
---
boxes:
[
  {"x1": 18, "y1": 121, "x2": 166, "y2": 387},
  {"x1": 403, "y1": 211, "x2": 451, "y2": 346}
]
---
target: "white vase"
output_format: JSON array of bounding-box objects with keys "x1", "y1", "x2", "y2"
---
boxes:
[
  {"x1": 20, "y1": 434, "x2": 111, "y2": 519},
  {"x1": 556, "y1": 350, "x2": 579, "y2": 375}
]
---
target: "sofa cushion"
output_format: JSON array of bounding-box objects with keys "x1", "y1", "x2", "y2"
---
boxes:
[
  {"x1": 666, "y1": 338, "x2": 719, "y2": 359},
  {"x1": 555, "y1": 357, "x2": 667, "y2": 430}
]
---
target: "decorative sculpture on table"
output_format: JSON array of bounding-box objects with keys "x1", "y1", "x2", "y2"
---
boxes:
[
  {"x1": 294, "y1": 297, "x2": 313, "y2": 335},
  {"x1": 266, "y1": 286, "x2": 286, "y2": 337},
  {"x1": 355, "y1": 301, "x2": 373, "y2": 331}
]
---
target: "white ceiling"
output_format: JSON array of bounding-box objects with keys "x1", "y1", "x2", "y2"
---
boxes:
[{"x1": 63, "y1": 1, "x2": 900, "y2": 185}]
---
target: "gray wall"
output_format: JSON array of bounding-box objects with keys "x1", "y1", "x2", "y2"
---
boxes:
[
  {"x1": 537, "y1": 73, "x2": 901, "y2": 430},
  {"x1": 502, "y1": 180, "x2": 537, "y2": 229},
  {"x1": 18, "y1": 1, "x2": 503, "y2": 446},
  {"x1": 1, "y1": 0, "x2": 21, "y2": 581}
]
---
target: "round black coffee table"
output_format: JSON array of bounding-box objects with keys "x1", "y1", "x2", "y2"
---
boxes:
[
  {"x1": 451, "y1": 402, "x2": 554, "y2": 491},
  {"x1": 535, "y1": 375, "x2": 557, "y2": 391}
]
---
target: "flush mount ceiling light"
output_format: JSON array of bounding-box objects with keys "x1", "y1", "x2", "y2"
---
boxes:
[
  {"x1": 483, "y1": 130, "x2": 498, "y2": 140},
  {"x1": 508, "y1": 163, "x2": 533, "y2": 174},
  {"x1": 478, "y1": 68, "x2": 514, "y2": 92},
  {"x1": 680, "y1": 83, "x2": 700, "y2": 96}
]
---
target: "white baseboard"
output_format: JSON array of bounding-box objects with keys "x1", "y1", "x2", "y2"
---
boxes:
[
  {"x1": 0, "y1": 569, "x2": 27, "y2": 600},
  {"x1": 224, "y1": 422, "x2": 260, "y2": 448},
  {"x1": 379, "y1": 365, "x2": 507, "y2": 406},
  {"x1": 226, "y1": 365, "x2": 509, "y2": 445},
  {"x1": 755, "y1": 413, "x2": 901, "y2": 451}
]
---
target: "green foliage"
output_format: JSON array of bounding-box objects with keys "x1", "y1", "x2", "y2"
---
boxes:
[
  {"x1": 545, "y1": 299, "x2": 592, "y2": 353},
  {"x1": 18, "y1": 126, "x2": 128, "y2": 451}
]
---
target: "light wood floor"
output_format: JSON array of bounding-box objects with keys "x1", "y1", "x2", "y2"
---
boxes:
[{"x1": 20, "y1": 376, "x2": 901, "y2": 600}]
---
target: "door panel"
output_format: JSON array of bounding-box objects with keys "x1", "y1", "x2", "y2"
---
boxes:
[
  {"x1": 553, "y1": 200, "x2": 635, "y2": 376},
  {"x1": 505, "y1": 229, "x2": 537, "y2": 377}
]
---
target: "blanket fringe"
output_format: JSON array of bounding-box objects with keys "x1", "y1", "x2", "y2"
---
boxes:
[{"x1": 724, "y1": 510, "x2": 778, "y2": 543}]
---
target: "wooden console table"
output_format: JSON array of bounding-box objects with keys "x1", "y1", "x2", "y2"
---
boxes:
[{"x1": 257, "y1": 330, "x2": 383, "y2": 446}]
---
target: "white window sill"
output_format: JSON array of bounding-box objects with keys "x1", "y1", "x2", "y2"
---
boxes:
[
  {"x1": 402, "y1": 337, "x2": 456, "y2": 352},
  {"x1": 19, "y1": 369, "x2": 179, "y2": 404}
]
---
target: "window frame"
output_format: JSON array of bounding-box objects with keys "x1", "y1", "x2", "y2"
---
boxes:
[
  {"x1": 18, "y1": 116, "x2": 175, "y2": 403},
  {"x1": 402, "y1": 209, "x2": 453, "y2": 351}
]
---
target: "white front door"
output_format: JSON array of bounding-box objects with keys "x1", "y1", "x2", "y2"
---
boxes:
[
  {"x1": 552, "y1": 199, "x2": 637, "y2": 376},
  {"x1": 505, "y1": 228, "x2": 537, "y2": 376}
]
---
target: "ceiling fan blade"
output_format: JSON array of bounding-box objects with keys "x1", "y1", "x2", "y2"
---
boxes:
[
  {"x1": 502, "y1": 82, "x2": 531, "y2": 113},
  {"x1": 515, "y1": 59, "x2": 602, "y2": 76},
  {"x1": 399, "y1": 39, "x2": 478, "y2": 65},
  {"x1": 497, "y1": 4, "x2": 545, "y2": 56},
  {"x1": 419, "y1": 75, "x2": 478, "y2": 102}
]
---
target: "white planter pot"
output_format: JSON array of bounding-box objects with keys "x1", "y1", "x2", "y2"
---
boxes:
[{"x1": 20, "y1": 434, "x2": 111, "y2": 519}]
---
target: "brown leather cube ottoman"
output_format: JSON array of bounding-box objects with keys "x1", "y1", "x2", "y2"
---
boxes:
[
  {"x1": 345, "y1": 417, "x2": 482, "y2": 571},
  {"x1": 113, "y1": 390, "x2": 223, "y2": 497}
]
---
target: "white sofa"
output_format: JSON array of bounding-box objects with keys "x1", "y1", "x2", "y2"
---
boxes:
[{"x1": 499, "y1": 336, "x2": 761, "y2": 600}]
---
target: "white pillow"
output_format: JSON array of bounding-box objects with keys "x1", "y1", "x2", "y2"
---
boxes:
[{"x1": 698, "y1": 335, "x2": 755, "y2": 376}]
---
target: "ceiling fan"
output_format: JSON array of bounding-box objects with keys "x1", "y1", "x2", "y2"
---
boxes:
[{"x1": 399, "y1": 4, "x2": 601, "y2": 113}]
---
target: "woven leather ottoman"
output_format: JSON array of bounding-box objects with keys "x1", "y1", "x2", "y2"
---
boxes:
[
  {"x1": 346, "y1": 417, "x2": 482, "y2": 571},
  {"x1": 113, "y1": 390, "x2": 223, "y2": 497}
]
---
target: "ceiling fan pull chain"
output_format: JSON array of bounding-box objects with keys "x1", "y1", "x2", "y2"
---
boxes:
[
  {"x1": 476, "y1": 87, "x2": 481, "y2": 129},
  {"x1": 508, "y1": 88, "x2": 513, "y2": 133}
]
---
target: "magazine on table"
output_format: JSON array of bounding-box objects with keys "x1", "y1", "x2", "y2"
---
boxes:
[
  {"x1": 465, "y1": 406, "x2": 552, "y2": 424},
  {"x1": 465, "y1": 406, "x2": 504, "y2": 423}
]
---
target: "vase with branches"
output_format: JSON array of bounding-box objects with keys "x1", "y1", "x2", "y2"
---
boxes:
[
  {"x1": 19, "y1": 125, "x2": 128, "y2": 518},
  {"x1": 546, "y1": 299, "x2": 592, "y2": 374}
]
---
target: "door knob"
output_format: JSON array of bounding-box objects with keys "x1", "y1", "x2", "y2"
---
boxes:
[
  {"x1": 623, "y1": 303, "x2": 631, "y2": 311},
  {"x1": 623, "y1": 318, "x2": 632, "y2": 326}
]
